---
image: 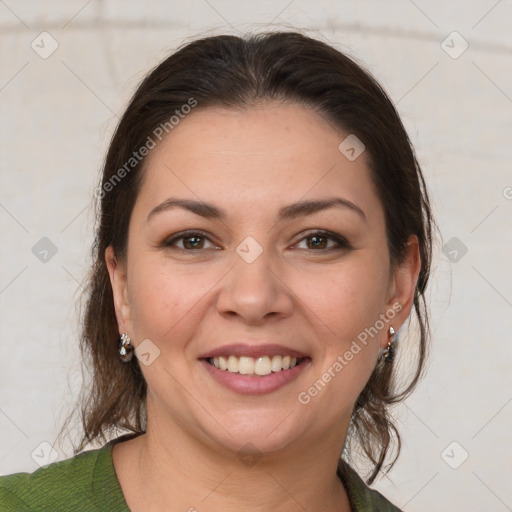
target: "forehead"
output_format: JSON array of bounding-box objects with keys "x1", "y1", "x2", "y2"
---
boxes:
[{"x1": 134, "y1": 102, "x2": 381, "y2": 221}]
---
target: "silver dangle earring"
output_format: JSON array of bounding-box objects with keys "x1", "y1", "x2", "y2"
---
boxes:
[
  {"x1": 118, "y1": 333, "x2": 134, "y2": 363},
  {"x1": 384, "y1": 326, "x2": 395, "y2": 363}
]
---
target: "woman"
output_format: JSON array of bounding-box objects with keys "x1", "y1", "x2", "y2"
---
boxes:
[{"x1": 0, "y1": 31, "x2": 433, "y2": 511}]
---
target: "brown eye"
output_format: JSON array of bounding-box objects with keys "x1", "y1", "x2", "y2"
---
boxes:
[
  {"x1": 163, "y1": 231, "x2": 217, "y2": 251},
  {"x1": 295, "y1": 231, "x2": 351, "y2": 251},
  {"x1": 306, "y1": 234, "x2": 328, "y2": 249},
  {"x1": 182, "y1": 235, "x2": 205, "y2": 249}
]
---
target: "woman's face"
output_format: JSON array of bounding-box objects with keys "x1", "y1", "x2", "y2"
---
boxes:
[{"x1": 107, "y1": 102, "x2": 418, "y2": 456}]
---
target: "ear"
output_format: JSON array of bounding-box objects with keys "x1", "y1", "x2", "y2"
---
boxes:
[
  {"x1": 382, "y1": 235, "x2": 421, "y2": 347},
  {"x1": 105, "y1": 245, "x2": 132, "y2": 336}
]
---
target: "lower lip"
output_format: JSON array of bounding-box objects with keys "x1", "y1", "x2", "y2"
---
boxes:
[{"x1": 200, "y1": 359, "x2": 310, "y2": 395}]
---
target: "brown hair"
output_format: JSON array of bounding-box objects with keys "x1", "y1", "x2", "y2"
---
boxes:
[{"x1": 63, "y1": 30, "x2": 433, "y2": 484}]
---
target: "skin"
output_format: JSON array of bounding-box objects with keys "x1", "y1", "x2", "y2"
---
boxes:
[{"x1": 106, "y1": 101, "x2": 421, "y2": 512}]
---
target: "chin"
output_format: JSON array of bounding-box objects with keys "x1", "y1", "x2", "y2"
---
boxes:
[{"x1": 196, "y1": 407, "x2": 310, "y2": 457}]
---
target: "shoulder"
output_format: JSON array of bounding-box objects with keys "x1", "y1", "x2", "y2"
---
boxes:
[
  {"x1": 338, "y1": 461, "x2": 404, "y2": 512},
  {"x1": 0, "y1": 442, "x2": 122, "y2": 512}
]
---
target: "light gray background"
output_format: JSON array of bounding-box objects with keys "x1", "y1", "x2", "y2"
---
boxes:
[{"x1": 1, "y1": 1, "x2": 511, "y2": 511}]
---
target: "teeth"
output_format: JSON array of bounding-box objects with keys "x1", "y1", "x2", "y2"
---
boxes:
[
  {"x1": 209, "y1": 355, "x2": 301, "y2": 375},
  {"x1": 239, "y1": 356, "x2": 254, "y2": 375},
  {"x1": 254, "y1": 356, "x2": 272, "y2": 376},
  {"x1": 227, "y1": 355, "x2": 238, "y2": 372},
  {"x1": 271, "y1": 355, "x2": 282, "y2": 372}
]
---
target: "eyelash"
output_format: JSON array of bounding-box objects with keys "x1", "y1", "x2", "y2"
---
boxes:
[{"x1": 162, "y1": 229, "x2": 351, "y2": 252}]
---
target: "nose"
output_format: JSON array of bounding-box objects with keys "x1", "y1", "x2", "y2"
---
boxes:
[{"x1": 216, "y1": 243, "x2": 294, "y2": 325}]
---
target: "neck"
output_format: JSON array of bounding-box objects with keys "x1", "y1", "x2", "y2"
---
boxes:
[{"x1": 116, "y1": 399, "x2": 352, "y2": 512}]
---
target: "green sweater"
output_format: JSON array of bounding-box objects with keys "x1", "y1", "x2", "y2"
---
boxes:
[{"x1": 0, "y1": 435, "x2": 402, "y2": 511}]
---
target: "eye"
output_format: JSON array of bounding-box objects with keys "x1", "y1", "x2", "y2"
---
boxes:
[
  {"x1": 293, "y1": 230, "x2": 351, "y2": 251},
  {"x1": 161, "y1": 229, "x2": 351, "y2": 252},
  {"x1": 162, "y1": 231, "x2": 219, "y2": 251}
]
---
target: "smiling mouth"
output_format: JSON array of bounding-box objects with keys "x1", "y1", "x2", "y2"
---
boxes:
[{"x1": 206, "y1": 355, "x2": 309, "y2": 376}]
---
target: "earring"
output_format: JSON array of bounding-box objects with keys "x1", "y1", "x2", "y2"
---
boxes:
[
  {"x1": 384, "y1": 326, "x2": 395, "y2": 363},
  {"x1": 118, "y1": 333, "x2": 134, "y2": 363}
]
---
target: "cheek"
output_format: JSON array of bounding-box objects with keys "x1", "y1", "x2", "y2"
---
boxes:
[
  {"x1": 127, "y1": 257, "x2": 209, "y2": 347},
  {"x1": 295, "y1": 254, "x2": 389, "y2": 394},
  {"x1": 300, "y1": 254, "x2": 390, "y2": 340}
]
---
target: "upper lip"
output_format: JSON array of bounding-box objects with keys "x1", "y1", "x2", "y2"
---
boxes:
[{"x1": 199, "y1": 343, "x2": 309, "y2": 360}]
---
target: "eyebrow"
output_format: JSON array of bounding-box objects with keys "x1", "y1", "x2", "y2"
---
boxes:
[{"x1": 147, "y1": 196, "x2": 367, "y2": 223}]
